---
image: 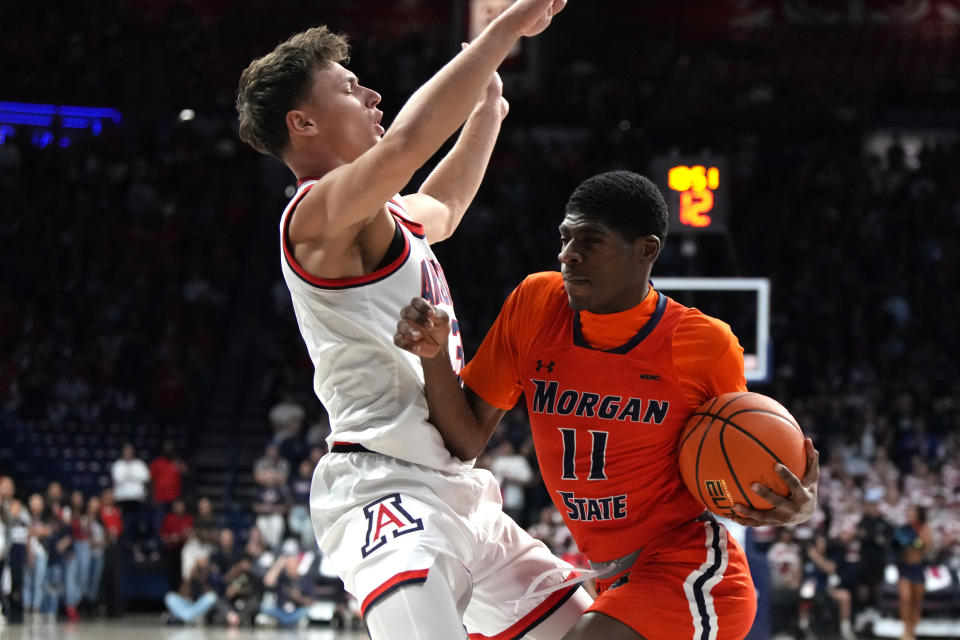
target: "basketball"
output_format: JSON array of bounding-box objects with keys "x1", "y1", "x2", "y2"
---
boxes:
[{"x1": 678, "y1": 392, "x2": 806, "y2": 518}]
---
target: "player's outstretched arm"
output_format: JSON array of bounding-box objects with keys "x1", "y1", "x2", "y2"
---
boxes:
[
  {"x1": 395, "y1": 298, "x2": 504, "y2": 460},
  {"x1": 403, "y1": 63, "x2": 508, "y2": 243},
  {"x1": 729, "y1": 438, "x2": 820, "y2": 527},
  {"x1": 302, "y1": 0, "x2": 567, "y2": 242}
]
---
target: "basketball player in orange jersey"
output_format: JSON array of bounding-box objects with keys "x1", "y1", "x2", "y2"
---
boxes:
[
  {"x1": 235, "y1": 2, "x2": 598, "y2": 640},
  {"x1": 395, "y1": 171, "x2": 820, "y2": 640}
]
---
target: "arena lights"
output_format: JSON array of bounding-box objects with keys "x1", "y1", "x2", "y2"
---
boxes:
[{"x1": 0, "y1": 100, "x2": 122, "y2": 147}]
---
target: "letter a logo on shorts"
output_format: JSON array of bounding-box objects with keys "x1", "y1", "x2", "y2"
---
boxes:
[{"x1": 361, "y1": 493, "x2": 424, "y2": 558}]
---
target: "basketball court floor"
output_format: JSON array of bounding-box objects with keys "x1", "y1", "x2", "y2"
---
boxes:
[{"x1": 0, "y1": 616, "x2": 368, "y2": 640}]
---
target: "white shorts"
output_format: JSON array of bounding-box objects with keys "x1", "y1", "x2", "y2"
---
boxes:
[{"x1": 310, "y1": 449, "x2": 582, "y2": 638}]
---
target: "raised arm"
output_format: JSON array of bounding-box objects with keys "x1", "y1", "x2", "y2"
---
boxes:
[
  {"x1": 403, "y1": 58, "x2": 509, "y2": 242},
  {"x1": 298, "y1": 0, "x2": 567, "y2": 243},
  {"x1": 394, "y1": 298, "x2": 505, "y2": 460}
]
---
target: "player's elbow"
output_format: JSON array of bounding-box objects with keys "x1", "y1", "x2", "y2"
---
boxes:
[
  {"x1": 447, "y1": 435, "x2": 483, "y2": 462},
  {"x1": 460, "y1": 433, "x2": 491, "y2": 461},
  {"x1": 430, "y1": 205, "x2": 461, "y2": 243}
]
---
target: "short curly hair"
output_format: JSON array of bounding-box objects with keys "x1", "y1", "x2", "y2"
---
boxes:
[
  {"x1": 236, "y1": 26, "x2": 349, "y2": 159},
  {"x1": 565, "y1": 171, "x2": 669, "y2": 243}
]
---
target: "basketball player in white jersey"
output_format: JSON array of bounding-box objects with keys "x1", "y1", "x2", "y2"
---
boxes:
[{"x1": 235, "y1": 2, "x2": 592, "y2": 638}]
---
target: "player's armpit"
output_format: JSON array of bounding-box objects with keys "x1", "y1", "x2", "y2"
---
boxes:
[{"x1": 399, "y1": 193, "x2": 457, "y2": 244}]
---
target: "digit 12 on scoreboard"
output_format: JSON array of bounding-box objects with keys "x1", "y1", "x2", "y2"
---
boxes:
[{"x1": 649, "y1": 156, "x2": 729, "y2": 235}]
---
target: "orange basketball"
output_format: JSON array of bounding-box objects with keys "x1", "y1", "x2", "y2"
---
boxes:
[{"x1": 677, "y1": 392, "x2": 806, "y2": 518}]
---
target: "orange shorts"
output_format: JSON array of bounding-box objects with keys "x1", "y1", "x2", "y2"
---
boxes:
[{"x1": 588, "y1": 518, "x2": 756, "y2": 640}]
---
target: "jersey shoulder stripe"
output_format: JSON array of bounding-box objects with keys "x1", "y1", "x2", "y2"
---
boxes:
[
  {"x1": 282, "y1": 193, "x2": 416, "y2": 290},
  {"x1": 386, "y1": 199, "x2": 425, "y2": 238}
]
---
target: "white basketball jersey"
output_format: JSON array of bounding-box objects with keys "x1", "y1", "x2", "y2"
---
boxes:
[{"x1": 279, "y1": 181, "x2": 469, "y2": 473}]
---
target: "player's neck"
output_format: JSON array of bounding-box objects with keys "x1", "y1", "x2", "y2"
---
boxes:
[{"x1": 285, "y1": 146, "x2": 342, "y2": 183}]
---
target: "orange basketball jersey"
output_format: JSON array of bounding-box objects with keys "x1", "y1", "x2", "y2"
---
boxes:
[{"x1": 462, "y1": 272, "x2": 747, "y2": 562}]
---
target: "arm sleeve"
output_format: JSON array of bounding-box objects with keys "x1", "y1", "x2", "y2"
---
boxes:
[
  {"x1": 672, "y1": 309, "x2": 747, "y2": 408},
  {"x1": 461, "y1": 280, "x2": 535, "y2": 410}
]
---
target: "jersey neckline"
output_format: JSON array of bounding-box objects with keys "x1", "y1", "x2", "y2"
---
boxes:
[{"x1": 572, "y1": 292, "x2": 668, "y2": 354}]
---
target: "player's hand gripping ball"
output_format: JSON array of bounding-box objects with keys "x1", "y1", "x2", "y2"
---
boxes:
[{"x1": 678, "y1": 392, "x2": 806, "y2": 519}]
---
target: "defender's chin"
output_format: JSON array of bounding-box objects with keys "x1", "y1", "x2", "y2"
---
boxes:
[
  {"x1": 564, "y1": 291, "x2": 587, "y2": 311},
  {"x1": 563, "y1": 280, "x2": 590, "y2": 311}
]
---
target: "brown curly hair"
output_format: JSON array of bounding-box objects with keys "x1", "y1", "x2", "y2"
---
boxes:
[{"x1": 236, "y1": 26, "x2": 349, "y2": 159}]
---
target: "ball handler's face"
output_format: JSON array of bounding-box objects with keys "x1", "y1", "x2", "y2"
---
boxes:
[
  {"x1": 558, "y1": 213, "x2": 656, "y2": 314},
  {"x1": 298, "y1": 62, "x2": 384, "y2": 162}
]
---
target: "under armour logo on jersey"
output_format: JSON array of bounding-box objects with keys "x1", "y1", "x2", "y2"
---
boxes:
[
  {"x1": 361, "y1": 494, "x2": 424, "y2": 558},
  {"x1": 536, "y1": 360, "x2": 556, "y2": 373}
]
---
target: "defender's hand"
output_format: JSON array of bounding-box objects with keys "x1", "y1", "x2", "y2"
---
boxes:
[
  {"x1": 395, "y1": 297, "x2": 451, "y2": 359},
  {"x1": 730, "y1": 438, "x2": 820, "y2": 527}
]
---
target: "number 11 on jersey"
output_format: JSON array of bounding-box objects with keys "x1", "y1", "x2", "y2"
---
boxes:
[{"x1": 559, "y1": 428, "x2": 608, "y2": 481}]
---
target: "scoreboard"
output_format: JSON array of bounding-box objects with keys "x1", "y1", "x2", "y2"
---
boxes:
[{"x1": 649, "y1": 156, "x2": 729, "y2": 234}]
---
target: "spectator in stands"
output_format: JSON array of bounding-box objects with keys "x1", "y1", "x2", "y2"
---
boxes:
[
  {"x1": 278, "y1": 422, "x2": 308, "y2": 470},
  {"x1": 0, "y1": 477, "x2": 14, "y2": 511},
  {"x1": 243, "y1": 526, "x2": 270, "y2": 578},
  {"x1": 253, "y1": 444, "x2": 289, "y2": 487},
  {"x1": 805, "y1": 533, "x2": 855, "y2": 640},
  {"x1": 111, "y1": 443, "x2": 151, "y2": 556},
  {"x1": 210, "y1": 529, "x2": 241, "y2": 578},
  {"x1": 253, "y1": 471, "x2": 290, "y2": 551},
  {"x1": 45, "y1": 482, "x2": 65, "y2": 521},
  {"x1": 257, "y1": 550, "x2": 313, "y2": 628},
  {"x1": 307, "y1": 445, "x2": 326, "y2": 470},
  {"x1": 64, "y1": 490, "x2": 89, "y2": 621},
  {"x1": 880, "y1": 483, "x2": 909, "y2": 527},
  {"x1": 150, "y1": 440, "x2": 188, "y2": 510},
  {"x1": 82, "y1": 496, "x2": 106, "y2": 613},
  {"x1": 287, "y1": 459, "x2": 314, "y2": 551},
  {"x1": 304, "y1": 410, "x2": 330, "y2": 451},
  {"x1": 181, "y1": 497, "x2": 217, "y2": 582},
  {"x1": 44, "y1": 510, "x2": 74, "y2": 620},
  {"x1": 220, "y1": 565, "x2": 263, "y2": 627},
  {"x1": 4, "y1": 498, "x2": 28, "y2": 624},
  {"x1": 0, "y1": 477, "x2": 9, "y2": 618},
  {"x1": 268, "y1": 394, "x2": 306, "y2": 445},
  {"x1": 0, "y1": 495, "x2": 6, "y2": 619},
  {"x1": 98, "y1": 488, "x2": 124, "y2": 617},
  {"x1": 768, "y1": 527, "x2": 804, "y2": 640},
  {"x1": 159, "y1": 498, "x2": 193, "y2": 591},
  {"x1": 895, "y1": 505, "x2": 934, "y2": 640},
  {"x1": 855, "y1": 488, "x2": 892, "y2": 629},
  {"x1": 163, "y1": 555, "x2": 218, "y2": 625},
  {"x1": 23, "y1": 493, "x2": 51, "y2": 618},
  {"x1": 211, "y1": 529, "x2": 264, "y2": 627},
  {"x1": 485, "y1": 440, "x2": 533, "y2": 524}
]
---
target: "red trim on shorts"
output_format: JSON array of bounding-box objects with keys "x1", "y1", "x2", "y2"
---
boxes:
[
  {"x1": 282, "y1": 192, "x2": 413, "y2": 289},
  {"x1": 467, "y1": 573, "x2": 582, "y2": 640},
  {"x1": 361, "y1": 569, "x2": 430, "y2": 616}
]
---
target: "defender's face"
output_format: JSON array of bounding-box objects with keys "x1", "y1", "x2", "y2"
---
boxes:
[
  {"x1": 302, "y1": 62, "x2": 383, "y2": 161},
  {"x1": 558, "y1": 214, "x2": 649, "y2": 314}
]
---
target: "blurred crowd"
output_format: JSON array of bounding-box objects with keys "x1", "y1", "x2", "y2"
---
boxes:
[
  {"x1": 1, "y1": 0, "x2": 958, "y2": 634},
  {"x1": 0, "y1": 437, "x2": 359, "y2": 629}
]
